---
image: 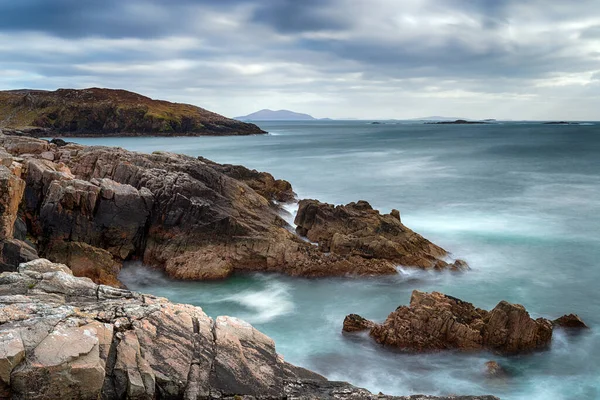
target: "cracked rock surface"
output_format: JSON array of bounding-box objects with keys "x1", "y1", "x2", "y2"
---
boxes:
[{"x1": 0, "y1": 259, "x2": 499, "y2": 400}]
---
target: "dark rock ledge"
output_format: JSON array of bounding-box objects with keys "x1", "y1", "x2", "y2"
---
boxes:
[{"x1": 0, "y1": 259, "x2": 499, "y2": 400}]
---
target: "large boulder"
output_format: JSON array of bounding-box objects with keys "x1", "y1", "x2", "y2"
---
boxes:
[
  {"x1": 0, "y1": 260, "x2": 498, "y2": 400},
  {"x1": 295, "y1": 199, "x2": 467, "y2": 271},
  {"x1": 39, "y1": 177, "x2": 153, "y2": 261},
  {"x1": 344, "y1": 291, "x2": 579, "y2": 355}
]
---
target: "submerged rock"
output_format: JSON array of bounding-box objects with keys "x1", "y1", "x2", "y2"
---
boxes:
[
  {"x1": 0, "y1": 133, "x2": 464, "y2": 285},
  {"x1": 344, "y1": 291, "x2": 584, "y2": 355},
  {"x1": 0, "y1": 259, "x2": 498, "y2": 400},
  {"x1": 484, "y1": 361, "x2": 508, "y2": 378}
]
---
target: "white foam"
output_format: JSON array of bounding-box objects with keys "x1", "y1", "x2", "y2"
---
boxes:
[
  {"x1": 279, "y1": 202, "x2": 299, "y2": 229},
  {"x1": 217, "y1": 276, "x2": 294, "y2": 324}
]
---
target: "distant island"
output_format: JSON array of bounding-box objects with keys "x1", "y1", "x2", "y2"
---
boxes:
[
  {"x1": 413, "y1": 116, "x2": 467, "y2": 121},
  {"x1": 426, "y1": 119, "x2": 491, "y2": 125},
  {"x1": 0, "y1": 88, "x2": 265, "y2": 137},
  {"x1": 235, "y1": 109, "x2": 317, "y2": 121}
]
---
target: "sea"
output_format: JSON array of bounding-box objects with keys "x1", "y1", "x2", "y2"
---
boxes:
[{"x1": 63, "y1": 121, "x2": 600, "y2": 399}]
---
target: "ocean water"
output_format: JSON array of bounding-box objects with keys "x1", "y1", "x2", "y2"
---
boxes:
[{"x1": 66, "y1": 121, "x2": 600, "y2": 399}]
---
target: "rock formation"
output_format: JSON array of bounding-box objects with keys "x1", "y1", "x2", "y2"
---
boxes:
[
  {"x1": 0, "y1": 88, "x2": 265, "y2": 136},
  {"x1": 344, "y1": 291, "x2": 587, "y2": 355},
  {"x1": 197, "y1": 157, "x2": 296, "y2": 203},
  {"x1": 295, "y1": 199, "x2": 467, "y2": 271},
  {"x1": 0, "y1": 145, "x2": 38, "y2": 272},
  {"x1": 342, "y1": 314, "x2": 376, "y2": 333},
  {"x1": 552, "y1": 314, "x2": 589, "y2": 329},
  {"x1": 0, "y1": 133, "x2": 464, "y2": 285},
  {"x1": 0, "y1": 259, "x2": 499, "y2": 400}
]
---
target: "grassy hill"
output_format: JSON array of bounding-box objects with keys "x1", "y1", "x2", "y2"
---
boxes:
[{"x1": 0, "y1": 88, "x2": 265, "y2": 136}]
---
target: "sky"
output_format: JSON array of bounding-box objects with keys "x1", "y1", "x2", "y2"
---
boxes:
[{"x1": 0, "y1": 0, "x2": 599, "y2": 120}]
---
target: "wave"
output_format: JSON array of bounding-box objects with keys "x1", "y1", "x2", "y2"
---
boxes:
[
  {"x1": 279, "y1": 202, "x2": 299, "y2": 230},
  {"x1": 215, "y1": 275, "x2": 295, "y2": 324}
]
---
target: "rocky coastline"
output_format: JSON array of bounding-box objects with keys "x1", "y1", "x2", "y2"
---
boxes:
[
  {"x1": 0, "y1": 132, "x2": 466, "y2": 286},
  {"x1": 0, "y1": 258, "x2": 499, "y2": 399}
]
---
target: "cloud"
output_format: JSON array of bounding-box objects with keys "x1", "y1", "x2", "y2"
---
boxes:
[{"x1": 0, "y1": 0, "x2": 599, "y2": 119}]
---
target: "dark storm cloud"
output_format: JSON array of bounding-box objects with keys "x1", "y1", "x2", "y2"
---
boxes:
[
  {"x1": 250, "y1": 0, "x2": 348, "y2": 33},
  {"x1": 0, "y1": 0, "x2": 254, "y2": 38}
]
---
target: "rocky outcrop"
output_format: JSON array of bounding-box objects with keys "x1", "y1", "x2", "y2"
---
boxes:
[
  {"x1": 198, "y1": 157, "x2": 296, "y2": 203},
  {"x1": 0, "y1": 259, "x2": 499, "y2": 400},
  {"x1": 295, "y1": 199, "x2": 467, "y2": 271},
  {"x1": 0, "y1": 134, "x2": 465, "y2": 285},
  {"x1": 342, "y1": 314, "x2": 375, "y2": 333},
  {"x1": 552, "y1": 314, "x2": 589, "y2": 329},
  {"x1": 344, "y1": 291, "x2": 586, "y2": 355},
  {"x1": 0, "y1": 88, "x2": 265, "y2": 136}
]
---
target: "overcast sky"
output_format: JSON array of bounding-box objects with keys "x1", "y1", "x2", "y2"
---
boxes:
[{"x1": 1, "y1": 0, "x2": 599, "y2": 120}]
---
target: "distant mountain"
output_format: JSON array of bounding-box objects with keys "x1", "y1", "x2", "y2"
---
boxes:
[
  {"x1": 0, "y1": 88, "x2": 265, "y2": 136},
  {"x1": 412, "y1": 116, "x2": 467, "y2": 121},
  {"x1": 235, "y1": 109, "x2": 316, "y2": 121}
]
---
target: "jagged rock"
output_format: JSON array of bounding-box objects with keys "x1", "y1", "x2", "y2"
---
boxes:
[
  {"x1": 0, "y1": 260, "x2": 498, "y2": 399},
  {"x1": 199, "y1": 157, "x2": 296, "y2": 203},
  {"x1": 342, "y1": 314, "x2": 375, "y2": 332},
  {"x1": 295, "y1": 199, "x2": 467, "y2": 271},
  {"x1": 39, "y1": 177, "x2": 153, "y2": 260},
  {"x1": 348, "y1": 291, "x2": 562, "y2": 355},
  {"x1": 553, "y1": 314, "x2": 589, "y2": 329}
]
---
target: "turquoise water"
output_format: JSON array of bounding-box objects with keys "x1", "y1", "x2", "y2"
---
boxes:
[{"x1": 66, "y1": 121, "x2": 600, "y2": 399}]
